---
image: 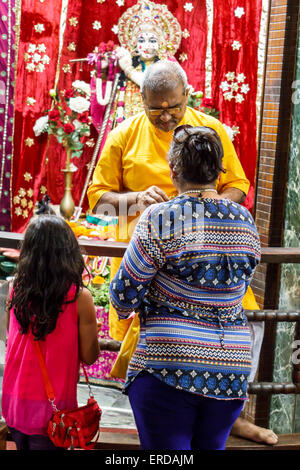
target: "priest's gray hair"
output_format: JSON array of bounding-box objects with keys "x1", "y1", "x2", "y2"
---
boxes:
[{"x1": 141, "y1": 60, "x2": 188, "y2": 96}]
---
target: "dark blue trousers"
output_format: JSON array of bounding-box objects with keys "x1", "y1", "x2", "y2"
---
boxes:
[
  {"x1": 8, "y1": 427, "x2": 64, "y2": 451},
  {"x1": 128, "y1": 372, "x2": 244, "y2": 450}
]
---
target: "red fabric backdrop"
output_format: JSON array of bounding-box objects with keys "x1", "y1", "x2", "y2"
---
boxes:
[
  {"x1": 11, "y1": 0, "x2": 63, "y2": 232},
  {"x1": 11, "y1": 0, "x2": 262, "y2": 232}
]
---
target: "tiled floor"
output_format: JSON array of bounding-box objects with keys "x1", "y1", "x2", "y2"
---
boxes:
[{"x1": 77, "y1": 383, "x2": 136, "y2": 429}]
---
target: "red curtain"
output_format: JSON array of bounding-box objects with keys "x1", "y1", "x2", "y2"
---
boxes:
[
  {"x1": 211, "y1": 0, "x2": 262, "y2": 207},
  {"x1": 11, "y1": 0, "x2": 263, "y2": 231},
  {"x1": 11, "y1": 0, "x2": 63, "y2": 232},
  {"x1": 44, "y1": 0, "x2": 208, "y2": 214}
]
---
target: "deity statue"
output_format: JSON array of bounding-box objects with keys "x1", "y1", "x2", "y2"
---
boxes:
[
  {"x1": 114, "y1": 0, "x2": 182, "y2": 122},
  {"x1": 89, "y1": 0, "x2": 182, "y2": 131}
]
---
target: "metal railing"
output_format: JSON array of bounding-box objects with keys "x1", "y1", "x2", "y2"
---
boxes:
[{"x1": 1, "y1": 231, "x2": 300, "y2": 395}]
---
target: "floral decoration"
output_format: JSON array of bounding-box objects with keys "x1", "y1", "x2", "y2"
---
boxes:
[
  {"x1": 179, "y1": 52, "x2": 188, "y2": 62},
  {"x1": 24, "y1": 43, "x2": 50, "y2": 73},
  {"x1": 232, "y1": 40, "x2": 242, "y2": 51},
  {"x1": 34, "y1": 23, "x2": 45, "y2": 34},
  {"x1": 67, "y1": 42, "x2": 77, "y2": 52},
  {"x1": 188, "y1": 91, "x2": 220, "y2": 119},
  {"x1": 222, "y1": 124, "x2": 240, "y2": 142},
  {"x1": 33, "y1": 81, "x2": 92, "y2": 160},
  {"x1": 182, "y1": 28, "x2": 190, "y2": 39},
  {"x1": 26, "y1": 97, "x2": 36, "y2": 106},
  {"x1": 93, "y1": 21, "x2": 102, "y2": 30},
  {"x1": 184, "y1": 2, "x2": 194, "y2": 12},
  {"x1": 24, "y1": 137, "x2": 34, "y2": 147},
  {"x1": 220, "y1": 72, "x2": 250, "y2": 103},
  {"x1": 13, "y1": 172, "x2": 35, "y2": 218},
  {"x1": 234, "y1": 7, "x2": 245, "y2": 18},
  {"x1": 69, "y1": 17, "x2": 78, "y2": 27}
]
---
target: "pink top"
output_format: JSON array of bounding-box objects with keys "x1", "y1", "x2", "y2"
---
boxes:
[{"x1": 2, "y1": 285, "x2": 79, "y2": 435}]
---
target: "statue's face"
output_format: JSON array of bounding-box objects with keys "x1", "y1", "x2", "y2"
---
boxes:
[{"x1": 136, "y1": 31, "x2": 159, "y2": 60}]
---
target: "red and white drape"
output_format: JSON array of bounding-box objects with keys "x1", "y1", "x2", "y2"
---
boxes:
[{"x1": 8, "y1": 0, "x2": 268, "y2": 232}]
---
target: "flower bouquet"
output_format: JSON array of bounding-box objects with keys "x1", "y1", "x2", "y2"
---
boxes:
[
  {"x1": 188, "y1": 91, "x2": 220, "y2": 119},
  {"x1": 34, "y1": 80, "x2": 92, "y2": 163},
  {"x1": 33, "y1": 81, "x2": 92, "y2": 219}
]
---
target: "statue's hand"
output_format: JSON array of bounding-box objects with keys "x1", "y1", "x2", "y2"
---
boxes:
[{"x1": 116, "y1": 47, "x2": 132, "y2": 71}]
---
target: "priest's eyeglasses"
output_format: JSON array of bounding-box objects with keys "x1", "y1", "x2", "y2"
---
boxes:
[{"x1": 146, "y1": 106, "x2": 183, "y2": 116}]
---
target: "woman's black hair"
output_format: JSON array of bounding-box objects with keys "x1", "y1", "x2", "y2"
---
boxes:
[
  {"x1": 9, "y1": 215, "x2": 86, "y2": 340},
  {"x1": 169, "y1": 126, "x2": 226, "y2": 185}
]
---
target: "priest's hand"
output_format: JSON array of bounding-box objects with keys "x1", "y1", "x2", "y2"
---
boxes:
[{"x1": 136, "y1": 186, "x2": 169, "y2": 209}]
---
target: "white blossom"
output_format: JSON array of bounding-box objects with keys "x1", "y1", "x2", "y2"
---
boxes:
[
  {"x1": 240, "y1": 83, "x2": 250, "y2": 94},
  {"x1": 223, "y1": 91, "x2": 233, "y2": 101},
  {"x1": 32, "y1": 53, "x2": 41, "y2": 63},
  {"x1": 220, "y1": 81, "x2": 230, "y2": 92},
  {"x1": 26, "y1": 97, "x2": 36, "y2": 106},
  {"x1": 182, "y1": 28, "x2": 190, "y2": 39},
  {"x1": 235, "y1": 93, "x2": 244, "y2": 103},
  {"x1": 33, "y1": 115, "x2": 49, "y2": 137},
  {"x1": 36, "y1": 63, "x2": 45, "y2": 73},
  {"x1": 230, "y1": 82, "x2": 239, "y2": 92},
  {"x1": 93, "y1": 21, "x2": 102, "y2": 30},
  {"x1": 34, "y1": 23, "x2": 45, "y2": 33},
  {"x1": 26, "y1": 63, "x2": 35, "y2": 72},
  {"x1": 223, "y1": 124, "x2": 235, "y2": 141},
  {"x1": 179, "y1": 53, "x2": 188, "y2": 62},
  {"x1": 231, "y1": 40, "x2": 241, "y2": 51},
  {"x1": 69, "y1": 96, "x2": 90, "y2": 113},
  {"x1": 226, "y1": 72, "x2": 235, "y2": 81},
  {"x1": 111, "y1": 24, "x2": 119, "y2": 34},
  {"x1": 234, "y1": 7, "x2": 245, "y2": 18},
  {"x1": 28, "y1": 43, "x2": 36, "y2": 53},
  {"x1": 116, "y1": 0, "x2": 124, "y2": 5},
  {"x1": 37, "y1": 44, "x2": 46, "y2": 53},
  {"x1": 184, "y1": 2, "x2": 194, "y2": 12},
  {"x1": 72, "y1": 80, "x2": 91, "y2": 97},
  {"x1": 237, "y1": 73, "x2": 246, "y2": 83}
]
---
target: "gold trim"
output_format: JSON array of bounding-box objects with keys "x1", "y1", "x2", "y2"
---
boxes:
[
  {"x1": 205, "y1": 0, "x2": 213, "y2": 99},
  {"x1": 256, "y1": 0, "x2": 270, "y2": 146},
  {"x1": 54, "y1": 0, "x2": 69, "y2": 91},
  {"x1": 9, "y1": 0, "x2": 21, "y2": 225}
]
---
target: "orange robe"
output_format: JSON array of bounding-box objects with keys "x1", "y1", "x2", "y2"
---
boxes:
[{"x1": 88, "y1": 107, "x2": 258, "y2": 341}]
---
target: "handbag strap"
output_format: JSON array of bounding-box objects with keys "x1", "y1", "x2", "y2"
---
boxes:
[
  {"x1": 34, "y1": 340, "x2": 56, "y2": 402},
  {"x1": 34, "y1": 341, "x2": 93, "y2": 407}
]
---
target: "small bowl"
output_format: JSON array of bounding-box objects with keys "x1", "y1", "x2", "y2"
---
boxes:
[{"x1": 0, "y1": 261, "x2": 17, "y2": 275}]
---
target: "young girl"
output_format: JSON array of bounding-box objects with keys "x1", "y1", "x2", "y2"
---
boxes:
[{"x1": 2, "y1": 214, "x2": 100, "y2": 450}]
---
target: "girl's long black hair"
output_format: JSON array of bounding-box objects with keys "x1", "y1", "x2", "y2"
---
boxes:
[{"x1": 9, "y1": 215, "x2": 85, "y2": 340}]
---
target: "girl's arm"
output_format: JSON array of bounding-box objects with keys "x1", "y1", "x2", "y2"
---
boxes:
[{"x1": 77, "y1": 287, "x2": 100, "y2": 365}]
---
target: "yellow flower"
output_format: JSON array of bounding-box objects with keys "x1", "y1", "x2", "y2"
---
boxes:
[{"x1": 92, "y1": 275, "x2": 105, "y2": 285}]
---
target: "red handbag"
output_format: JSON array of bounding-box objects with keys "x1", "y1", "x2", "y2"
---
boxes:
[{"x1": 35, "y1": 341, "x2": 102, "y2": 450}]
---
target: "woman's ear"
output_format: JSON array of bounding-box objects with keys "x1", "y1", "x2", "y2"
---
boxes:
[{"x1": 169, "y1": 165, "x2": 177, "y2": 183}]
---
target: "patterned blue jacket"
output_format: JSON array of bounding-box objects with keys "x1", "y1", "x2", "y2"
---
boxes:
[{"x1": 110, "y1": 196, "x2": 261, "y2": 400}]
